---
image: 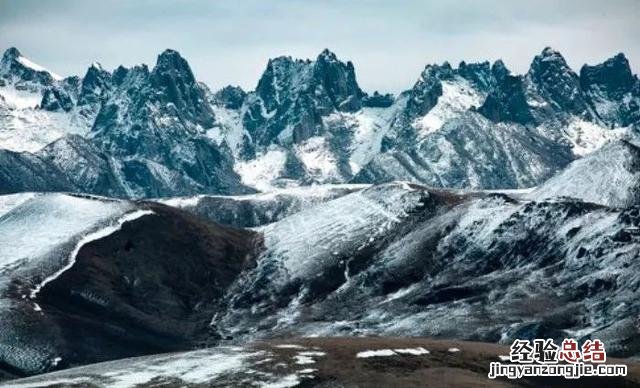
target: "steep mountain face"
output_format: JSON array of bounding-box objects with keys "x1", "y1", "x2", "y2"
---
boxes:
[
  {"x1": 0, "y1": 48, "x2": 250, "y2": 198},
  {"x1": 580, "y1": 53, "x2": 640, "y2": 127},
  {"x1": 0, "y1": 47, "x2": 60, "y2": 89},
  {"x1": 1, "y1": 46, "x2": 639, "y2": 197},
  {"x1": 88, "y1": 49, "x2": 248, "y2": 198},
  {"x1": 247, "y1": 49, "x2": 365, "y2": 147},
  {"x1": 525, "y1": 47, "x2": 594, "y2": 120}
]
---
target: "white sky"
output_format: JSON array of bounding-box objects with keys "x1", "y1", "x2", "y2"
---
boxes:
[{"x1": 1, "y1": 0, "x2": 638, "y2": 94}]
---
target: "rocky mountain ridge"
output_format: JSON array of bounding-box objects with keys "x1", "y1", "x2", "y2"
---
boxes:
[{"x1": 0, "y1": 46, "x2": 638, "y2": 198}]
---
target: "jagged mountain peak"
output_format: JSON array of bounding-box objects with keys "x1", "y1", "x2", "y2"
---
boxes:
[
  {"x1": 89, "y1": 61, "x2": 104, "y2": 71},
  {"x1": 2, "y1": 46, "x2": 21, "y2": 61},
  {"x1": 529, "y1": 46, "x2": 574, "y2": 76},
  {"x1": 527, "y1": 46, "x2": 593, "y2": 118},
  {"x1": 490, "y1": 59, "x2": 510, "y2": 79},
  {"x1": 254, "y1": 48, "x2": 364, "y2": 114},
  {"x1": 78, "y1": 61, "x2": 112, "y2": 106},
  {"x1": 212, "y1": 85, "x2": 246, "y2": 109},
  {"x1": 580, "y1": 52, "x2": 636, "y2": 98},
  {"x1": 0, "y1": 46, "x2": 62, "y2": 84},
  {"x1": 153, "y1": 49, "x2": 195, "y2": 80},
  {"x1": 317, "y1": 48, "x2": 339, "y2": 62},
  {"x1": 540, "y1": 46, "x2": 564, "y2": 59}
]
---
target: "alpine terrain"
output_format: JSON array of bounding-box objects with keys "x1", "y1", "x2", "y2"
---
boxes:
[{"x1": 0, "y1": 45, "x2": 639, "y2": 387}]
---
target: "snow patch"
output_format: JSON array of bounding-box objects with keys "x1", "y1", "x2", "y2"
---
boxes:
[
  {"x1": 295, "y1": 136, "x2": 340, "y2": 182},
  {"x1": 356, "y1": 349, "x2": 396, "y2": 358},
  {"x1": 274, "y1": 344, "x2": 306, "y2": 350},
  {"x1": 562, "y1": 119, "x2": 627, "y2": 157},
  {"x1": 235, "y1": 148, "x2": 289, "y2": 191},
  {"x1": 0, "y1": 194, "x2": 132, "y2": 272},
  {"x1": 394, "y1": 347, "x2": 430, "y2": 355}
]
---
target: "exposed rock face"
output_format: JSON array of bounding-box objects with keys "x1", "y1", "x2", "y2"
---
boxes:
[
  {"x1": 526, "y1": 47, "x2": 593, "y2": 119},
  {"x1": 77, "y1": 63, "x2": 111, "y2": 106},
  {"x1": 0, "y1": 48, "x2": 250, "y2": 198},
  {"x1": 244, "y1": 49, "x2": 366, "y2": 148},
  {"x1": 580, "y1": 53, "x2": 640, "y2": 127},
  {"x1": 1, "y1": 46, "x2": 639, "y2": 195},
  {"x1": 212, "y1": 85, "x2": 246, "y2": 109}
]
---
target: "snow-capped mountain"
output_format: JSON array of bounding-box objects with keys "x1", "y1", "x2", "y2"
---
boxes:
[
  {"x1": 1, "y1": 46, "x2": 638, "y2": 197},
  {"x1": 353, "y1": 48, "x2": 638, "y2": 188},
  {"x1": 0, "y1": 48, "x2": 250, "y2": 198}
]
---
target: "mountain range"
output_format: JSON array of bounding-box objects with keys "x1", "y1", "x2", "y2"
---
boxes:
[
  {"x1": 1, "y1": 46, "x2": 638, "y2": 197},
  {"x1": 1, "y1": 45, "x2": 640, "y2": 386}
]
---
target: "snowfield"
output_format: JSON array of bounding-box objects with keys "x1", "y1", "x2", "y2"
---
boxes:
[{"x1": 0, "y1": 194, "x2": 132, "y2": 271}]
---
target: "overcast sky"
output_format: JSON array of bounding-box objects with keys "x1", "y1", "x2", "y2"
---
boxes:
[{"x1": 1, "y1": 0, "x2": 638, "y2": 94}]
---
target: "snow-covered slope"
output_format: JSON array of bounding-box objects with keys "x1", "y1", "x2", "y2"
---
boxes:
[
  {"x1": 0, "y1": 48, "x2": 93, "y2": 153},
  {"x1": 0, "y1": 193, "x2": 260, "y2": 376},
  {"x1": 257, "y1": 182, "x2": 426, "y2": 278},
  {"x1": 529, "y1": 140, "x2": 640, "y2": 207},
  {"x1": 207, "y1": 183, "x2": 640, "y2": 358},
  {"x1": 0, "y1": 194, "x2": 139, "y2": 374},
  {"x1": 355, "y1": 111, "x2": 574, "y2": 189}
]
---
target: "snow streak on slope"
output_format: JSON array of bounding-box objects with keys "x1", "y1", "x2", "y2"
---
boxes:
[
  {"x1": 207, "y1": 105, "x2": 247, "y2": 156},
  {"x1": 29, "y1": 209, "x2": 155, "y2": 299},
  {"x1": 321, "y1": 96, "x2": 405, "y2": 175}
]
